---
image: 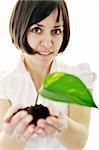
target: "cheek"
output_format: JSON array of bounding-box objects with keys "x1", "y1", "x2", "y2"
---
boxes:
[
  {"x1": 27, "y1": 33, "x2": 39, "y2": 49},
  {"x1": 54, "y1": 37, "x2": 63, "y2": 50}
]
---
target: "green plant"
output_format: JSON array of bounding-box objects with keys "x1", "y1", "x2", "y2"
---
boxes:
[{"x1": 35, "y1": 72, "x2": 98, "y2": 108}]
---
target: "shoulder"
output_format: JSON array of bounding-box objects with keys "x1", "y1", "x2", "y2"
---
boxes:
[
  {"x1": 0, "y1": 66, "x2": 18, "y2": 83},
  {"x1": 55, "y1": 59, "x2": 97, "y2": 89},
  {"x1": 74, "y1": 63, "x2": 97, "y2": 90},
  {"x1": 0, "y1": 67, "x2": 17, "y2": 96},
  {"x1": 0, "y1": 59, "x2": 27, "y2": 101},
  {"x1": 55, "y1": 59, "x2": 94, "y2": 75},
  {"x1": 73, "y1": 63, "x2": 97, "y2": 81},
  {"x1": 0, "y1": 65, "x2": 26, "y2": 98},
  {"x1": 55, "y1": 58, "x2": 74, "y2": 74},
  {"x1": 73, "y1": 63, "x2": 94, "y2": 75},
  {"x1": 0, "y1": 55, "x2": 26, "y2": 83}
]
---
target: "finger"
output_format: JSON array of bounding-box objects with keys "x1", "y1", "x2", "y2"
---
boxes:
[
  {"x1": 37, "y1": 119, "x2": 58, "y2": 137},
  {"x1": 12, "y1": 114, "x2": 33, "y2": 139},
  {"x1": 35, "y1": 119, "x2": 48, "y2": 137},
  {"x1": 10, "y1": 110, "x2": 28, "y2": 126},
  {"x1": 44, "y1": 124, "x2": 58, "y2": 136},
  {"x1": 37, "y1": 119, "x2": 46, "y2": 128},
  {"x1": 3, "y1": 111, "x2": 28, "y2": 134},
  {"x1": 20, "y1": 125, "x2": 35, "y2": 142},
  {"x1": 36, "y1": 128, "x2": 47, "y2": 137},
  {"x1": 46, "y1": 116, "x2": 61, "y2": 132},
  {"x1": 3, "y1": 104, "x2": 23, "y2": 122},
  {"x1": 47, "y1": 103, "x2": 62, "y2": 117},
  {"x1": 31, "y1": 133, "x2": 39, "y2": 139},
  {"x1": 46, "y1": 116, "x2": 68, "y2": 132}
]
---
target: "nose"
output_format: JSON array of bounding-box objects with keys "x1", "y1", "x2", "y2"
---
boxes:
[{"x1": 41, "y1": 33, "x2": 52, "y2": 48}]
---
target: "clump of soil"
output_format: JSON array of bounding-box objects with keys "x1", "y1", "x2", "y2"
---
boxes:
[{"x1": 14, "y1": 104, "x2": 50, "y2": 125}]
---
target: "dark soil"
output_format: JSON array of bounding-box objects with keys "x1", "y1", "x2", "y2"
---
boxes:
[{"x1": 14, "y1": 104, "x2": 50, "y2": 125}]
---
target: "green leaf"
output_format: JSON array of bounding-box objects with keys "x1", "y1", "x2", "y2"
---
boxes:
[{"x1": 39, "y1": 72, "x2": 97, "y2": 108}]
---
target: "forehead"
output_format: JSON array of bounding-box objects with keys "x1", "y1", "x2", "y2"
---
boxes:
[{"x1": 35, "y1": 9, "x2": 63, "y2": 27}]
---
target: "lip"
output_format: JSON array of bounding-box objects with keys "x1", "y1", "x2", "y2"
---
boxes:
[
  {"x1": 36, "y1": 51, "x2": 54, "y2": 58},
  {"x1": 37, "y1": 51, "x2": 53, "y2": 55},
  {"x1": 37, "y1": 51, "x2": 53, "y2": 56}
]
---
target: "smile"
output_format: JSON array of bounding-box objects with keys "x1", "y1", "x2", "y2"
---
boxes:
[{"x1": 37, "y1": 52, "x2": 53, "y2": 56}]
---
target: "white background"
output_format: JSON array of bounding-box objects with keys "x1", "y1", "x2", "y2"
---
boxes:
[{"x1": 0, "y1": 0, "x2": 99, "y2": 149}]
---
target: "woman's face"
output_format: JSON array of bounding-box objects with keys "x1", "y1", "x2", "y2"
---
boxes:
[{"x1": 26, "y1": 9, "x2": 63, "y2": 65}]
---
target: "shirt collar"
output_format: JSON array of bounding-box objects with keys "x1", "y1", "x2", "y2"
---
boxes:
[{"x1": 16, "y1": 54, "x2": 59, "y2": 76}]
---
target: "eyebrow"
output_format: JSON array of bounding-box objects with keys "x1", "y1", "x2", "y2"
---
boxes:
[
  {"x1": 35, "y1": 24, "x2": 63, "y2": 28},
  {"x1": 54, "y1": 25, "x2": 63, "y2": 28}
]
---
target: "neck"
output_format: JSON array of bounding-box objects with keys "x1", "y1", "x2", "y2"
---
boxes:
[
  {"x1": 24, "y1": 58, "x2": 52, "y2": 78},
  {"x1": 23, "y1": 56, "x2": 52, "y2": 92}
]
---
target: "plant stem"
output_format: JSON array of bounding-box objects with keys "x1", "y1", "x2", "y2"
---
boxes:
[{"x1": 35, "y1": 93, "x2": 39, "y2": 105}]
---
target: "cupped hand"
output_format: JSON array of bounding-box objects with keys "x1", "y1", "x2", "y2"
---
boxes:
[
  {"x1": 3, "y1": 104, "x2": 68, "y2": 141},
  {"x1": 34, "y1": 114, "x2": 68, "y2": 138},
  {"x1": 3, "y1": 104, "x2": 36, "y2": 142}
]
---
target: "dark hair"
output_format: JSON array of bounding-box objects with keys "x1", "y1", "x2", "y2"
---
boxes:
[{"x1": 9, "y1": 0, "x2": 70, "y2": 54}]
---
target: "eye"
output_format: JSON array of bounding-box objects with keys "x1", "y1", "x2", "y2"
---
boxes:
[
  {"x1": 31, "y1": 27, "x2": 41, "y2": 34},
  {"x1": 52, "y1": 28, "x2": 62, "y2": 35}
]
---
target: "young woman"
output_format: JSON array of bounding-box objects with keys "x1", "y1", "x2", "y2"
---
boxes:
[{"x1": 0, "y1": 0, "x2": 96, "y2": 150}]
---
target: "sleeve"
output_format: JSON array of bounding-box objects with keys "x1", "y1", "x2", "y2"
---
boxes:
[
  {"x1": 73, "y1": 63, "x2": 97, "y2": 90},
  {"x1": 0, "y1": 72, "x2": 8, "y2": 100}
]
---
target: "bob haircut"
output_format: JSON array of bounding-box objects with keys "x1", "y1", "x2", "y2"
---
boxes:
[{"x1": 9, "y1": 0, "x2": 70, "y2": 54}]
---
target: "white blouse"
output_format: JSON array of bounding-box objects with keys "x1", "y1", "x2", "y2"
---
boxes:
[{"x1": 0, "y1": 55, "x2": 96, "y2": 150}]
